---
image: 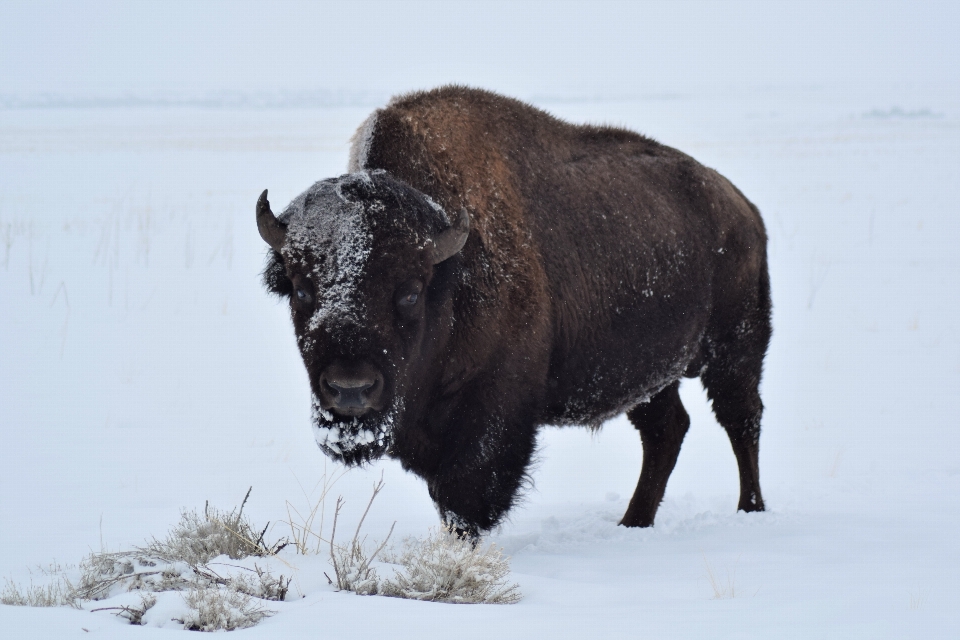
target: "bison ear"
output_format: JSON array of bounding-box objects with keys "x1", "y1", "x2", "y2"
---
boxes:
[
  {"x1": 256, "y1": 189, "x2": 287, "y2": 252},
  {"x1": 427, "y1": 209, "x2": 470, "y2": 265}
]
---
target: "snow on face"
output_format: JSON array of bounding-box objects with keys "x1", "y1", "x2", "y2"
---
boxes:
[
  {"x1": 282, "y1": 173, "x2": 379, "y2": 332},
  {"x1": 279, "y1": 171, "x2": 423, "y2": 464}
]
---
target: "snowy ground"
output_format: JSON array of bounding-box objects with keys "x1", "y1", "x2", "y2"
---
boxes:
[{"x1": 2, "y1": 2, "x2": 960, "y2": 638}]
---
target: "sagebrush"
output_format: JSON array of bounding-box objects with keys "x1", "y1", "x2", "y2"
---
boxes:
[
  {"x1": 179, "y1": 586, "x2": 274, "y2": 631},
  {"x1": 145, "y1": 487, "x2": 288, "y2": 565},
  {"x1": 3, "y1": 488, "x2": 288, "y2": 632},
  {"x1": 3, "y1": 480, "x2": 523, "y2": 634},
  {"x1": 381, "y1": 529, "x2": 521, "y2": 604},
  {"x1": 313, "y1": 477, "x2": 520, "y2": 604}
]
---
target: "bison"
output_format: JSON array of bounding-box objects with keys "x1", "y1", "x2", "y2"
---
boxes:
[{"x1": 258, "y1": 86, "x2": 771, "y2": 536}]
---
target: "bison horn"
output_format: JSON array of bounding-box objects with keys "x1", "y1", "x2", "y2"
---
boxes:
[
  {"x1": 256, "y1": 189, "x2": 287, "y2": 252},
  {"x1": 427, "y1": 209, "x2": 470, "y2": 264}
]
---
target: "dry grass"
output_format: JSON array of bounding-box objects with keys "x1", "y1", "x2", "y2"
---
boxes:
[
  {"x1": 2, "y1": 488, "x2": 288, "y2": 631},
  {"x1": 4, "y1": 480, "x2": 523, "y2": 632},
  {"x1": 908, "y1": 587, "x2": 926, "y2": 610},
  {"x1": 381, "y1": 529, "x2": 521, "y2": 604},
  {"x1": 328, "y1": 476, "x2": 395, "y2": 595},
  {"x1": 145, "y1": 487, "x2": 287, "y2": 565},
  {"x1": 284, "y1": 473, "x2": 520, "y2": 604},
  {"x1": 70, "y1": 489, "x2": 290, "y2": 606},
  {"x1": 90, "y1": 593, "x2": 157, "y2": 625},
  {"x1": 283, "y1": 465, "x2": 347, "y2": 555},
  {"x1": 1, "y1": 577, "x2": 78, "y2": 608},
  {"x1": 703, "y1": 554, "x2": 738, "y2": 600},
  {"x1": 179, "y1": 586, "x2": 274, "y2": 631}
]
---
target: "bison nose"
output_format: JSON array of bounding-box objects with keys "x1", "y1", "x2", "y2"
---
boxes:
[
  {"x1": 319, "y1": 364, "x2": 384, "y2": 416},
  {"x1": 326, "y1": 379, "x2": 377, "y2": 408}
]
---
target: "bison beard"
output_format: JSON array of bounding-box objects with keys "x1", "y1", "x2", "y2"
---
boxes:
[{"x1": 259, "y1": 87, "x2": 772, "y2": 537}]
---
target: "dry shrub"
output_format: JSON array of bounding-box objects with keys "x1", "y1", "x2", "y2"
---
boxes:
[
  {"x1": 328, "y1": 478, "x2": 394, "y2": 595},
  {"x1": 318, "y1": 477, "x2": 520, "y2": 604},
  {"x1": 71, "y1": 548, "x2": 289, "y2": 605},
  {"x1": 69, "y1": 489, "x2": 290, "y2": 606},
  {"x1": 179, "y1": 586, "x2": 273, "y2": 632},
  {"x1": 2, "y1": 488, "x2": 287, "y2": 632},
  {"x1": 381, "y1": 529, "x2": 521, "y2": 604},
  {"x1": 145, "y1": 487, "x2": 286, "y2": 565},
  {"x1": 90, "y1": 593, "x2": 157, "y2": 625}
]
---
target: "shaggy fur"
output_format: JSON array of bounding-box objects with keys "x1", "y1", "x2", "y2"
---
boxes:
[{"x1": 262, "y1": 86, "x2": 771, "y2": 535}]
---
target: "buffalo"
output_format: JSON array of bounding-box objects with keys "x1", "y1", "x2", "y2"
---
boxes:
[{"x1": 258, "y1": 86, "x2": 771, "y2": 536}]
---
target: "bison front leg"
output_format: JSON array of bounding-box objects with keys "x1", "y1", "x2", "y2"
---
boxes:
[{"x1": 426, "y1": 413, "x2": 538, "y2": 537}]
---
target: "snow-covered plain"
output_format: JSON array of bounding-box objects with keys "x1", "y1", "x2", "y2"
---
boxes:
[{"x1": 2, "y1": 1, "x2": 960, "y2": 638}]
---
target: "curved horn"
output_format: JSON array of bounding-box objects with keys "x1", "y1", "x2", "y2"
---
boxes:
[
  {"x1": 427, "y1": 209, "x2": 470, "y2": 265},
  {"x1": 256, "y1": 189, "x2": 287, "y2": 252}
]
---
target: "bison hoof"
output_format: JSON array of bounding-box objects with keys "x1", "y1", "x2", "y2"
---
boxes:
[{"x1": 617, "y1": 517, "x2": 655, "y2": 528}]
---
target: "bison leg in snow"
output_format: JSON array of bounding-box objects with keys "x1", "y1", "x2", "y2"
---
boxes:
[
  {"x1": 700, "y1": 271, "x2": 771, "y2": 514},
  {"x1": 702, "y1": 361, "x2": 766, "y2": 514},
  {"x1": 620, "y1": 381, "x2": 691, "y2": 527}
]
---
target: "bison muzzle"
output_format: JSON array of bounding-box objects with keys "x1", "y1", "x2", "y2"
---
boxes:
[{"x1": 259, "y1": 87, "x2": 772, "y2": 537}]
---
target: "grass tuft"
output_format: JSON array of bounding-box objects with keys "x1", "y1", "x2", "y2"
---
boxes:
[
  {"x1": 1, "y1": 577, "x2": 78, "y2": 608},
  {"x1": 3, "y1": 480, "x2": 524, "y2": 631},
  {"x1": 2, "y1": 488, "x2": 287, "y2": 631},
  {"x1": 703, "y1": 554, "x2": 737, "y2": 600},
  {"x1": 179, "y1": 586, "x2": 274, "y2": 632},
  {"x1": 283, "y1": 465, "x2": 347, "y2": 556},
  {"x1": 328, "y1": 476, "x2": 395, "y2": 595},
  {"x1": 145, "y1": 487, "x2": 287, "y2": 565},
  {"x1": 381, "y1": 529, "x2": 521, "y2": 604}
]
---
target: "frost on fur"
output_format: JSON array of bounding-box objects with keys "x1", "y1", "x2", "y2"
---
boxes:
[{"x1": 381, "y1": 529, "x2": 521, "y2": 604}]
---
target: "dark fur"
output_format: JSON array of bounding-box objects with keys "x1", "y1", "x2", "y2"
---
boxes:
[{"x1": 263, "y1": 86, "x2": 771, "y2": 534}]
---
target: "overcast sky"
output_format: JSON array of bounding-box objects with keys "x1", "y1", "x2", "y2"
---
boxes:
[{"x1": 2, "y1": 0, "x2": 958, "y2": 105}]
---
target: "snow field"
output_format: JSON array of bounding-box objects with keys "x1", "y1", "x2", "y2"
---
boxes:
[{"x1": 2, "y1": 25, "x2": 959, "y2": 637}]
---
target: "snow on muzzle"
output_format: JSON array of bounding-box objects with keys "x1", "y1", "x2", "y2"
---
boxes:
[{"x1": 311, "y1": 393, "x2": 400, "y2": 464}]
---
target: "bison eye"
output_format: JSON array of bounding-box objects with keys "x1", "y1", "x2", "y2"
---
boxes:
[
  {"x1": 295, "y1": 287, "x2": 313, "y2": 305},
  {"x1": 395, "y1": 280, "x2": 424, "y2": 313}
]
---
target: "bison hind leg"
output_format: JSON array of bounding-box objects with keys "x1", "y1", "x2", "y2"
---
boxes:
[
  {"x1": 620, "y1": 381, "x2": 690, "y2": 528},
  {"x1": 700, "y1": 274, "x2": 772, "y2": 514},
  {"x1": 701, "y1": 358, "x2": 767, "y2": 514}
]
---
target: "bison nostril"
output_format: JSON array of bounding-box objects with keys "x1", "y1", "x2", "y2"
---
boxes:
[
  {"x1": 322, "y1": 378, "x2": 340, "y2": 399},
  {"x1": 326, "y1": 379, "x2": 376, "y2": 409},
  {"x1": 362, "y1": 378, "x2": 380, "y2": 399},
  {"x1": 319, "y1": 364, "x2": 384, "y2": 415}
]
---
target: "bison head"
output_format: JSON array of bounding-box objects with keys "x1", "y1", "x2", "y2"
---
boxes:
[{"x1": 258, "y1": 171, "x2": 469, "y2": 465}]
